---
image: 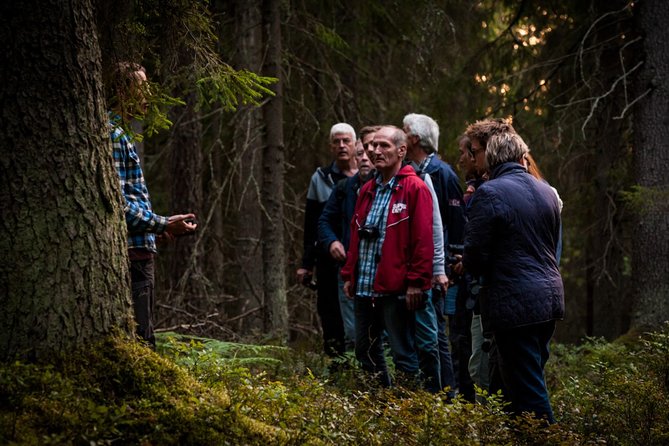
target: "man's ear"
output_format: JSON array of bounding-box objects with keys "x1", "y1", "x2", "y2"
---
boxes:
[{"x1": 398, "y1": 144, "x2": 407, "y2": 159}]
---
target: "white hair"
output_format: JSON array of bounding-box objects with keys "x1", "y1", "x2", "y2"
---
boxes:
[
  {"x1": 402, "y1": 113, "x2": 439, "y2": 154},
  {"x1": 330, "y1": 123, "x2": 356, "y2": 141},
  {"x1": 485, "y1": 132, "x2": 529, "y2": 169}
]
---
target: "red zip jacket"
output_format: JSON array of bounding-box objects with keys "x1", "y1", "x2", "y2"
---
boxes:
[{"x1": 341, "y1": 165, "x2": 433, "y2": 295}]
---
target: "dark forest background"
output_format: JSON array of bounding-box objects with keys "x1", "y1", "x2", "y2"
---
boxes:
[
  {"x1": 101, "y1": 0, "x2": 667, "y2": 345},
  {"x1": 2, "y1": 0, "x2": 667, "y2": 358}
]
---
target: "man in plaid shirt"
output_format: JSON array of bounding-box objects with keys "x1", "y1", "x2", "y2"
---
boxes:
[{"x1": 109, "y1": 63, "x2": 197, "y2": 347}]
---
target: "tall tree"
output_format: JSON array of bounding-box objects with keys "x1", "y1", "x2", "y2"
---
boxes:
[
  {"x1": 231, "y1": 0, "x2": 265, "y2": 332},
  {"x1": 160, "y1": 4, "x2": 207, "y2": 324},
  {"x1": 262, "y1": 0, "x2": 289, "y2": 339},
  {"x1": 0, "y1": 0, "x2": 133, "y2": 359},
  {"x1": 631, "y1": 0, "x2": 669, "y2": 330}
]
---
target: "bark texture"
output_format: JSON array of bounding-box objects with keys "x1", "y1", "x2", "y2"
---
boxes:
[
  {"x1": 0, "y1": 0, "x2": 133, "y2": 359},
  {"x1": 233, "y1": 0, "x2": 265, "y2": 332},
  {"x1": 166, "y1": 90, "x2": 205, "y2": 315},
  {"x1": 262, "y1": 0, "x2": 289, "y2": 339},
  {"x1": 631, "y1": 0, "x2": 669, "y2": 330}
]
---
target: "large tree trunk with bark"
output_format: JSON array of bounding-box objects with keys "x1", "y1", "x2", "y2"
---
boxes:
[
  {"x1": 262, "y1": 0, "x2": 289, "y2": 340},
  {"x1": 631, "y1": 0, "x2": 669, "y2": 331},
  {"x1": 232, "y1": 0, "x2": 265, "y2": 332},
  {"x1": 0, "y1": 0, "x2": 133, "y2": 360}
]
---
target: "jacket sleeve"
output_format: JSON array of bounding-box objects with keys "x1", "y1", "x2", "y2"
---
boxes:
[
  {"x1": 341, "y1": 183, "x2": 369, "y2": 285},
  {"x1": 431, "y1": 166, "x2": 466, "y2": 250},
  {"x1": 340, "y1": 219, "x2": 358, "y2": 285},
  {"x1": 318, "y1": 182, "x2": 343, "y2": 253},
  {"x1": 422, "y1": 174, "x2": 445, "y2": 276},
  {"x1": 406, "y1": 180, "x2": 434, "y2": 290},
  {"x1": 444, "y1": 172, "x2": 466, "y2": 248},
  {"x1": 463, "y1": 186, "x2": 496, "y2": 278},
  {"x1": 301, "y1": 172, "x2": 326, "y2": 269}
]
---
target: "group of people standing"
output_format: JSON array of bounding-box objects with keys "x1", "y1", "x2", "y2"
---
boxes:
[
  {"x1": 109, "y1": 62, "x2": 564, "y2": 424},
  {"x1": 298, "y1": 116, "x2": 564, "y2": 423}
]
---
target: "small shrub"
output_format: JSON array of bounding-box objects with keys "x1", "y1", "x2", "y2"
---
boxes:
[{"x1": 549, "y1": 322, "x2": 669, "y2": 445}]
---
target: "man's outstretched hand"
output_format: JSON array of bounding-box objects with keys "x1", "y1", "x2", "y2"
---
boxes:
[{"x1": 166, "y1": 213, "x2": 197, "y2": 237}]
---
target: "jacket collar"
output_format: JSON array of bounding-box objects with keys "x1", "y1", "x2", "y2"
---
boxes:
[
  {"x1": 489, "y1": 162, "x2": 526, "y2": 180},
  {"x1": 368, "y1": 164, "x2": 416, "y2": 194}
]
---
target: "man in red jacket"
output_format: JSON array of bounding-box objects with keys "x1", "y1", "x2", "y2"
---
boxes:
[{"x1": 341, "y1": 126, "x2": 434, "y2": 387}]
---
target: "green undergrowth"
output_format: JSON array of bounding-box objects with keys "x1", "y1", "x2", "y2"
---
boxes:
[
  {"x1": 0, "y1": 336, "x2": 286, "y2": 445},
  {"x1": 1, "y1": 323, "x2": 668, "y2": 445},
  {"x1": 548, "y1": 324, "x2": 669, "y2": 445}
]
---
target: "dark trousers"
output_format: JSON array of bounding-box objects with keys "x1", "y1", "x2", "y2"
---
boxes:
[
  {"x1": 316, "y1": 256, "x2": 345, "y2": 357},
  {"x1": 129, "y1": 256, "x2": 156, "y2": 348},
  {"x1": 448, "y1": 284, "x2": 475, "y2": 401},
  {"x1": 433, "y1": 289, "x2": 456, "y2": 393},
  {"x1": 491, "y1": 321, "x2": 556, "y2": 423},
  {"x1": 354, "y1": 297, "x2": 390, "y2": 387},
  {"x1": 354, "y1": 295, "x2": 419, "y2": 388}
]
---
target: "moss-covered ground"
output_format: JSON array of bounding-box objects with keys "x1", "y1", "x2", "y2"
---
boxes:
[{"x1": 1, "y1": 323, "x2": 668, "y2": 445}]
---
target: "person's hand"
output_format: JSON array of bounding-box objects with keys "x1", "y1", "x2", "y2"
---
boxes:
[
  {"x1": 451, "y1": 254, "x2": 464, "y2": 275},
  {"x1": 296, "y1": 268, "x2": 312, "y2": 284},
  {"x1": 343, "y1": 281, "x2": 353, "y2": 299},
  {"x1": 432, "y1": 274, "x2": 449, "y2": 292},
  {"x1": 329, "y1": 241, "x2": 347, "y2": 262},
  {"x1": 405, "y1": 286, "x2": 424, "y2": 310},
  {"x1": 165, "y1": 213, "x2": 197, "y2": 236}
]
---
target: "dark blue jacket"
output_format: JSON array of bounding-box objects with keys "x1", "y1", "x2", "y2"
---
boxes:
[
  {"x1": 463, "y1": 162, "x2": 564, "y2": 332},
  {"x1": 301, "y1": 163, "x2": 349, "y2": 269},
  {"x1": 318, "y1": 173, "x2": 370, "y2": 253},
  {"x1": 421, "y1": 155, "x2": 466, "y2": 251}
]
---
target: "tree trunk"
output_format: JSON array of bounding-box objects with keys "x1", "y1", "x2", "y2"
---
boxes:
[
  {"x1": 232, "y1": 0, "x2": 265, "y2": 333},
  {"x1": 166, "y1": 89, "x2": 205, "y2": 318},
  {"x1": 152, "y1": 3, "x2": 208, "y2": 332},
  {"x1": 262, "y1": 0, "x2": 289, "y2": 340},
  {"x1": 0, "y1": 0, "x2": 133, "y2": 360},
  {"x1": 631, "y1": 0, "x2": 669, "y2": 331}
]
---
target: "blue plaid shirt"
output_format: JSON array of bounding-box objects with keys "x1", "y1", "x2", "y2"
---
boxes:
[
  {"x1": 111, "y1": 118, "x2": 168, "y2": 252},
  {"x1": 412, "y1": 152, "x2": 434, "y2": 174},
  {"x1": 356, "y1": 174, "x2": 398, "y2": 297}
]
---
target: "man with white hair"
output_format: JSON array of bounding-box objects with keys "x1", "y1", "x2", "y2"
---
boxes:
[
  {"x1": 318, "y1": 126, "x2": 379, "y2": 352},
  {"x1": 463, "y1": 121, "x2": 564, "y2": 423},
  {"x1": 403, "y1": 113, "x2": 466, "y2": 395},
  {"x1": 297, "y1": 123, "x2": 358, "y2": 357}
]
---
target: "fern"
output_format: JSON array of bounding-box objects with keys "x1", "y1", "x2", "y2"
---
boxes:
[{"x1": 156, "y1": 332, "x2": 288, "y2": 372}]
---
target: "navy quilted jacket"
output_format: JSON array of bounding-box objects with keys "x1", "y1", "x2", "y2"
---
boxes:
[{"x1": 463, "y1": 162, "x2": 564, "y2": 332}]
